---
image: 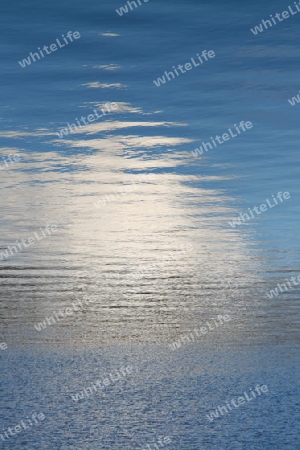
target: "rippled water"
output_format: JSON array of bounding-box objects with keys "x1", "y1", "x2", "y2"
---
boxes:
[{"x1": 0, "y1": 0, "x2": 299, "y2": 448}]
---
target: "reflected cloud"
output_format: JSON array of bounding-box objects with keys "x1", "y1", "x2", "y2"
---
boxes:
[
  {"x1": 55, "y1": 121, "x2": 187, "y2": 135},
  {"x1": 0, "y1": 134, "x2": 262, "y2": 346},
  {"x1": 0, "y1": 97, "x2": 264, "y2": 349},
  {"x1": 0, "y1": 130, "x2": 53, "y2": 138},
  {"x1": 100, "y1": 33, "x2": 120, "y2": 37},
  {"x1": 0, "y1": 147, "x2": 24, "y2": 154},
  {"x1": 57, "y1": 135, "x2": 194, "y2": 151},
  {"x1": 82, "y1": 82, "x2": 126, "y2": 89},
  {"x1": 82, "y1": 102, "x2": 145, "y2": 114},
  {"x1": 90, "y1": 64, "x2": 121, "y2": 70}
]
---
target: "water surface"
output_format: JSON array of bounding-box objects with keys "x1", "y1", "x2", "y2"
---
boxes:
[{"x1": 0, "y1": 0, "x2": 299, "y2": 448}]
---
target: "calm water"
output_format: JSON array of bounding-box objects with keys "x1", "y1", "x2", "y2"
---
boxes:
[{"x1": 0, "y1": 0, "x2": 299, "y2": 448}]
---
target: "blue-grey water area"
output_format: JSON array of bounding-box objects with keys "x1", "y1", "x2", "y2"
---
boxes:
[{"x1": 0, "y1": 0, "x2": 299, "y2": 448}]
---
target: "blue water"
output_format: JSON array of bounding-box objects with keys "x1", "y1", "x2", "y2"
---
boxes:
[{"x1": 0, "y1": 0, "x2": 299, "y2": 448}]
